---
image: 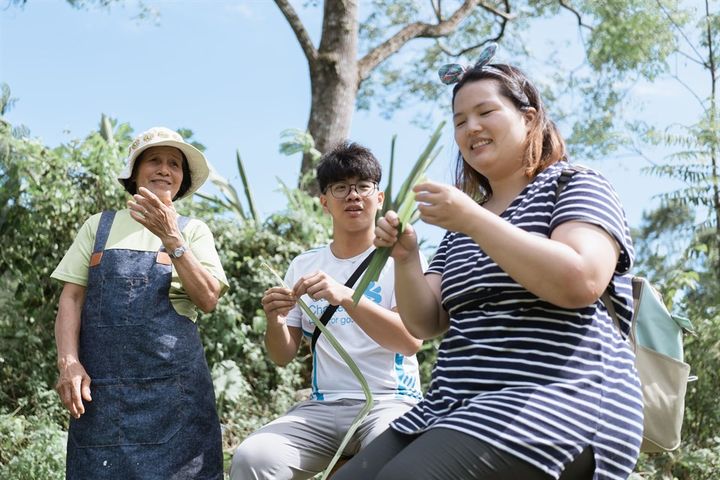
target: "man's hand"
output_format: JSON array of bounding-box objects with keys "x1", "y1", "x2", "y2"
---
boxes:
[
  {"x1": 293, "y1": 271, "x2": 352, "y2": 307},
  {"x1": 261, "y1": 287, "x2": 297, "y2": 324}
]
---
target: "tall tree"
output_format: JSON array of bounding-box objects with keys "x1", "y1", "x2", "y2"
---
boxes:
[
  {"x1": 273, "y1": 0, "x2": 681, "y2": 192},
  {"x1": 18, "y1": 0, "x2": 682, "y2": 193},
  {"x1": 629, "y1": 1, "x2": 720, "y2": 477},
  {"x1": 636, "y1": 0, "x2": 719, "y2": 276}
]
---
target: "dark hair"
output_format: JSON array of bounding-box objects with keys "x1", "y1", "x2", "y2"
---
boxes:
[
  {"x1": 316, "y1": 141, "x2": 382, "y2": 193},
  {"x1": 451, "y1": 63, "x2": 566, "y2": 202},
  {"x1": 122, "y1": 148, "x2": 192, "y2": 201}
]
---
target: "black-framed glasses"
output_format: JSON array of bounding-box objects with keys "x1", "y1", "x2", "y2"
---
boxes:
[{"x1": 325, "y1": 180, "x2": 377, "y2": 199}]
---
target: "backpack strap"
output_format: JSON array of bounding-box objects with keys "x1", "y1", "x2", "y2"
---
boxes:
[
  {"x1": 310, "y1": 249, "x2": 376, "y2": 353},
  {"x1": 600, "y1": 290, "x2": 624, "y2": 337},
  {"x1": 555, "y1": 164, "x2": 588, "y2": 199}
]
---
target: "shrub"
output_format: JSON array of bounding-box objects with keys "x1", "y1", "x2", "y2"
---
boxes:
[{"x1": 0, "y1": 412, "x2": 66, "y2": 480}]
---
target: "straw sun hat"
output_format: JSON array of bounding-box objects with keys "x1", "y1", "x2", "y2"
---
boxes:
[{"x1": 117, "y1": 126, "x2": 210, "y2": 201}]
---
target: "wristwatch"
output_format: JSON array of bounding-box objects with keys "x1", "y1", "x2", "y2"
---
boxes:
[{"x1": 169, "y1": 244, "x2": 187, "y2": 259}]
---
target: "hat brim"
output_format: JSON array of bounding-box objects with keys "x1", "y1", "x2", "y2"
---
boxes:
[{"x1": 117, "y1": 140, "x2": 210, "y2": 201}]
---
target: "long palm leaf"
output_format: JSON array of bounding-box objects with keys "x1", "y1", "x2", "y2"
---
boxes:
[
  {"x1": 262, "y1": 263, "x2": 373, "y2": 480},
  {"x1": 351, "y1": 122, "x2": 446, "y2": 305}
]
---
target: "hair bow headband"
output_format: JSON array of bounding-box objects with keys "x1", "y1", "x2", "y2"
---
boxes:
[{"x1": 438, "y1": 42, "x2": 498, "y2": 85}]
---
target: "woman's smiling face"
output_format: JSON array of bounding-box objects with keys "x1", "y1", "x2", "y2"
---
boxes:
[
  {"x1": 133, "y1": 146, "x2": 185, "y2": 202},
  {"x1": 453, "y1": 79, "x2": 534, "y2": 181}
]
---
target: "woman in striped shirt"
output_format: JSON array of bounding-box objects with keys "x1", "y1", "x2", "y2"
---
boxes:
[{"x1": 334, "y1": 48, "x2": 642, "y2": 480}]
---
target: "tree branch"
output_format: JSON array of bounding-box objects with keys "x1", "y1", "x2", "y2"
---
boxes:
[
  {"x1": 655, "y1": 0, "x2": 704, "y2": 65},
  {"x1": 478, "y1": 0, "x2": 512, "y2": 20},
  {"x1": 431, "y1": 0, "x2": 442, "y2": 22},
  {"x1": 358, "y1": 0, "x2": 513, "y2": 79},
  {"x1": 558, "y1": 0, "x2": 593, "y2": 31},
  {"x1": 676, "y1": 50, "x2": 705, "y2": 67},
  {"x1": 273, "y1": 0, "x2": 318, "y2": 66},
  {"x1": 436, "y1": 14, "x2": 508, "y2": 57}
]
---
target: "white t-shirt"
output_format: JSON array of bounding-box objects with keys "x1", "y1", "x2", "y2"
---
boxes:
[{"x1": 284, "y1": 245, "x2": 424, "y2": 403}]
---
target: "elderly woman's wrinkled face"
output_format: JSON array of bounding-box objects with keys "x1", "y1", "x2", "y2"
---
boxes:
[{"x1": 134, "y1": 146, "x2": 185, "y2": 203}]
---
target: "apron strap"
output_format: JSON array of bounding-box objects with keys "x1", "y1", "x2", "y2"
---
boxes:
[
  {"x1": 92, "y1": 210, "x2": 116, "y2": 254},
  {"x1": 89, "y1": 210, "x2": 116, "y2": 267}
]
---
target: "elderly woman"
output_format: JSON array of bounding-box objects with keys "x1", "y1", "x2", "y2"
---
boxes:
[{"x1": 52, "y1": 127, "x2": 228, "y2": 479}]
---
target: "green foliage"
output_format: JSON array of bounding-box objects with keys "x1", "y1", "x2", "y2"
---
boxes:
[
  {"x1": 181, "y1": 184, "x2": 333, "y2": 450},
  {"x1": 627, "y1": 5, "x2": 720, "y2": 471},
  {"x1": 196, "y1": 148, "x2": 260, "y2": 225},
  {"x1": 585, "y1": 0, "x2": 680, "y2": 78},
  {"x1": 279, "y1": 128, "x2": 322, "y2": 191},
  {"x1": 356, "y1": 0, "x2": 682, "y2": 154},
  {"x1": 0, "y1": 110, "x2": 334, "y2": 477},
  {"x1": 167, "y1": 141, "x2": 333, "y2": 451},
  {"x1": 0, "y1": 412, "x2": 66, "y2": 480},
  {"x1": 632, "y1": 187, "x2": 720, "y2": 479},
  {"x1": 0, "y1": 112, "x2": 130, "y2": 422}
]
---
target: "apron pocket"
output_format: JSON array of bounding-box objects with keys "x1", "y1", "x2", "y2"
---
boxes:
[
  {"x1": 70, "y1": 376, "x2": 186, "y2": 447},
  {"x1": 96, "y1": 276, "x2": 148, "y2": 327}
]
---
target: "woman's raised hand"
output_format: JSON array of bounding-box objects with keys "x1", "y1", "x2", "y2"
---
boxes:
[
  {"x1": 374, "y1": 210, "x2": 419, "y2": 262},
  {"x1": 414, "y1": 181, "x2": 481, "y2": 233},
  {"x1": 128, "y1": 187, "x2": 182, "y2": 243}
]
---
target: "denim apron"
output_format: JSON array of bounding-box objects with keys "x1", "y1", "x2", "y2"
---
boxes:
[{"x1": 66, "y1": 211, "x2": 222, "y2": 480}]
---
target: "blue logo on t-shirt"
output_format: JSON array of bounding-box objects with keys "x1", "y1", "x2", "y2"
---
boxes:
[{"x1": 363, "y1": 281, "x2": 382, "y2": 304}]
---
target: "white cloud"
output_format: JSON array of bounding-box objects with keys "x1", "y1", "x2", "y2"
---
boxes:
[
  {"x1": 631, "y1": 80, "x2": 679, "y2": 98},
  {"x1": 225, "y1": 4, "x2": 256, "y2": 19}
]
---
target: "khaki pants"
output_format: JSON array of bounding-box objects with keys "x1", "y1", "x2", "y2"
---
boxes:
[{"x1": 230, "y1": 398, "x2": 415, "y2": 480}]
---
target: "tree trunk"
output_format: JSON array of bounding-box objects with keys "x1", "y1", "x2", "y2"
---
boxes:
[{"x1": 300, "y1": 0, "x2": 359, "y2": 195}]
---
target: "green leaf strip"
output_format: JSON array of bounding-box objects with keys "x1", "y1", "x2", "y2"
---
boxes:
[
  {"x1": 236, "y1": 149, "x2": 260, "y2": 225},
  {"x1": 351, "y1": 122, "x2": 446, "y2": 305},
  {"x1": 381, "y1": 134, "x2": 397, "y2": 217},
  {"x1": 262, "y1": 263, "x2": 373, "y2": 479}
]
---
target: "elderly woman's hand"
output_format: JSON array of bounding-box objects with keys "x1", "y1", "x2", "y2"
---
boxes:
[
  {"x1": 128, "y1": 187, "x2": 183, "y2": 246},
  {"x1": 56, "y1": 358, "x2": 92, "y2": 419}
]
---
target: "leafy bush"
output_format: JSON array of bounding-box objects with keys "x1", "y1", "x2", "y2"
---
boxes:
[
  {"x1": 202, "y1": 213, "x2": 329, "y2": 450},
  {"x1": 0, "y1": 118, "x2": 130, "y2": 424},
  {"x1": 0, "y1": 412, "x2": 66, "y2": 480}
]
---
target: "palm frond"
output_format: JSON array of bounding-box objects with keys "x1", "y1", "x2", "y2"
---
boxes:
[{"x1": 351, "y1": 121, "x2": 446, "y2": 305}]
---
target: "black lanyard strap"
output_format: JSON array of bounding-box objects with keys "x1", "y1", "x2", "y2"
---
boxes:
[{"x1": 310, "y1": 249, "x2": 376, "y2": 352}]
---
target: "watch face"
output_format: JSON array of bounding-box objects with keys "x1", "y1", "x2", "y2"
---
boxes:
[{"x1": 172, "y1": 246, "x2": 185, "y2": 258}]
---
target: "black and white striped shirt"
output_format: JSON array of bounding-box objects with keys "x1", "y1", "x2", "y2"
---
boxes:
[{"x1": 391, "y1": 163, "x2": 643, "y2": 480}]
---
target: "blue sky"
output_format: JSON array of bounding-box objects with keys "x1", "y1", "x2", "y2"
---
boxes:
[{"x1": 0, "y1": 1, "x2": 705, "y2": 249}]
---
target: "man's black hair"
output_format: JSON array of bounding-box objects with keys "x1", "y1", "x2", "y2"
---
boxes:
[{"x1": 316, "y1": 141, "x2": 382, "y2": 194}]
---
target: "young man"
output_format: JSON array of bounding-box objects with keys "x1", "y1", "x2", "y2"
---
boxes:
[{"x1": 230, "y1": 142, "x2": 424, "y2": 480}]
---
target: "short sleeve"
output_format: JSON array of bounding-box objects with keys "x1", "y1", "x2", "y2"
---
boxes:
[
  {"x1": 426, "y1": 231, "x2": 451, "y2": 276},
  {"x1": 50, "y1": 214, "x2": 101, "y2": 286},
  {"x1": 184, "y1": 219, "x2": 229, "y2": 296},
  {"x1": 282, "y1": 257, "x2": 303, "y2": 329},
  {"x1": 549, "y1": 169, "x2": 634, "y2": 274}
]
